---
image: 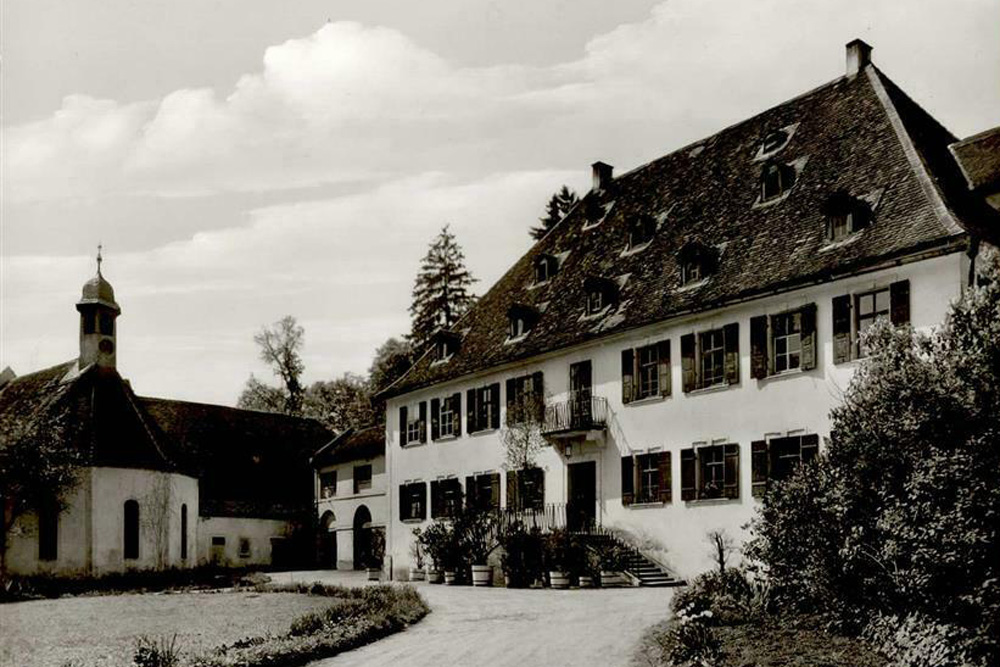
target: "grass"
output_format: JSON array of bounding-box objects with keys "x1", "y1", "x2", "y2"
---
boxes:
[
  {"x1": 1, "y1": 582, "x2": 429, "y2": 667},
  {"x1": 636, "y1": 616, "x2": 887, "y2": 667}
]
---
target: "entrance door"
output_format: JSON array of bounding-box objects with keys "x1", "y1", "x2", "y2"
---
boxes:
[
  {"x1": 569, "y1": 360, "x2": 593, "y2": 429},
  {"x1": 353, "y1": 506, "x2": 372, "y2": 570},
  {"x1": 567, "y1": 461, "x2": 597, "y2": 532}
]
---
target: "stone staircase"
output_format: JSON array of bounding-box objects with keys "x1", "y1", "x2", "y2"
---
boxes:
[{"x1": 622, "y1": 551, "x2": 684, "y2": 588}]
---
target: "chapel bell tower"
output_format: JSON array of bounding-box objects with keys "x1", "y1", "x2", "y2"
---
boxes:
[{"x1": 76, "y1": 245, "x2": 121, "y2": 370}]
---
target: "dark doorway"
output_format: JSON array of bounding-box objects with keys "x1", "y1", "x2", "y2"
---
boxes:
[
  {"x1": 569, "y1": 361, "x2": 593, "y2": 429},
  {"x1": 352, "y1": 505, "x2": 372, "y2": 569},
  {"x1": 567, "y1": 461, "x2": 597, "y2": 532},
  {"x1": 318, "y1": 511, "x2": 337, "y2": 568},
  {"x1": 123, "y1": 499, "x2": 140, "y2": 560}
]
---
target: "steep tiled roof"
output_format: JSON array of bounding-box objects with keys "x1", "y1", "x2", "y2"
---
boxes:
[
  {"x1": 950, "y1": 127, "x2": 1000, "y2": 193},
  {"x1": 385, "y1": 65, "x2": 988, "y2": 399},
  {"x1": 0, "y1": 361, "x2": 173, "y2": 471},
  {"x1": 312, "y1": 425, "x2": 385, "y2": 468},
  {"x1": 140, "y1": 397, "x2": 334, "y2": 519}
]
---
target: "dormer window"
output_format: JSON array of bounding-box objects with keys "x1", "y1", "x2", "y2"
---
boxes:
[
  {"x1": 760, "y1": 162, "x2": 796, "y2": 201},
  {"x1": 431, "y1": 329, "x2": 461, "y2": 362},
  {"x1": 627, "y1": 215, "x2": 656, "y2": 250},
  {"x1": 583, "y1": 277, "x2": 617, "y2": 315},
  {"x1": 761, "y1": 130, "x2": 788, "y2": 155},
  {"x1": 677, "y1": 241, "x2": 717, "y2": 287},
  {"x1": 507, "y1": 304, "x2": 539, "y2": 340},
  {"x1": 534, "y1": 254, "x2": 557, "y2": 284},
  {"x1": 822, "y1": 192, "x2": 871, "y2": 242}
]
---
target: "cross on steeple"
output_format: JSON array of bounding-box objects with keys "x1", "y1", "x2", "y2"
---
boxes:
[{"x1": 97, "y1": 243, "x2": 103, "y2": 275}]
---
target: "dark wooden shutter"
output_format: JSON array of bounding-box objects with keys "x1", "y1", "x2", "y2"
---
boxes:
[
  {"x1": 621, "y1": 349, "x2": 635, "y2": 403},
  {"x1": 832, "y1": 294, "x2": 853, "y2": 363},
  {"x1": 506, "y1": 471, "x2": 518, "y2": 509},
  {"x1": 658, "y1": 452, "x2": 672, "y2": 503},
  {"x1": 680, "y1": 449, "x2": 697, "y2": 500},
  {"x1": 417, "y1": 483, "x2": 427, "y2": 520},
  {"x1": 430, "y1": 398, "x2": 440, "y2": 441},
  {"x1": 656, "y1": 340, "x2": 671, "y2": 396},
  {"x1": 531, "y1": 372, "x2": 545, "y2": 422},
  {"x1": 528, "y1": 467, "x2": 545, "y2": 510},
  {"x1": 750, "y1": 315, "x2": 769, "y2": 379},
  {"x1": 489, "y1": 383, "x2": 501, "y2": 429},
  {"x1": 751, "y1": 440, "x2": 768, "y2": 498},
  {"x1": 418, "y1": 401, "x2": 427, "y2": 443},
  {"x1": 399, "y1": 406, "x2": 408, "y2": 446},
  {"x1": 723, "y1": 444, "x2": 740, "y2": 499},
  {"x1": 467, "y1": 389, "x2": 476, "y2": 433},
  {"x1": 490, "y1": 473, "x2": 501, "y2": 510},
  {"x1": 801, "y1": 433, "x2": 820, "y2": 463},
  {"x1": 681, "y1": 334, "x2": 697, "y2": 392},
  {"x1": 890, "y1": 280, "x2": 910, "y2": 325},
  {"x1": 452, "y1": 393, "x2": 462, "y2": 436},
  {"x1": 399, "y1": 484, "x2": 408, "y2": 519},
  {"x1": 800, "y1": 303, "x2": 818, "y2": 371},
  {"x1": 430, "y1": 480, "x2": 440, "y2": 518},
  {"x1": 505, "y1": 377, "x2": 517, "y2": 423},
  {"x1": 621, "y1": 456, "x2": 634, "y2": 506},
  {"x1": 465, "y1": 475, "x2": 477, "y2": 509},
  {"x1": 724, "y1": 323, "x2": 740, "y2": 385}
]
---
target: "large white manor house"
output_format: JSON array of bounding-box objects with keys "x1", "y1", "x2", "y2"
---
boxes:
[{"x1": 377, "y1": 41, "x2": 1000, "y2": 579}]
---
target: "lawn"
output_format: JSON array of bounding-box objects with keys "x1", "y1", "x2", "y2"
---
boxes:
[{"x1": 0, "y1": 590, "x2": 333, "y2": 667}]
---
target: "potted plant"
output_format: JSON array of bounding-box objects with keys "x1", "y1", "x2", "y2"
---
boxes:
[
  {"x1": 458, "y1": 506, "x2": 499, "y2": 587},
  {"x1": 366, "y1": 528, "x2": 385, "y2": 581},
  {"x1": 418, "y1": 522, "x2": 449, "y2": 584},
  {"x1": 408, "y1": 529, "x2": 426, "y2": 582},
  {"x1": 499, "y1": 521, "x2": 544, "y2": 588},
  {"x1": 595, "y1": 538, "x2": 629, "y2": 587},
  {"x1": 545, "y1": 529, "x2": 571, "y2": 589}
]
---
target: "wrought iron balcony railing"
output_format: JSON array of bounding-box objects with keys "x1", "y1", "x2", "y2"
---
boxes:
[{"x1": 541, "y1": 396, "x2": 608, "y2": 435}]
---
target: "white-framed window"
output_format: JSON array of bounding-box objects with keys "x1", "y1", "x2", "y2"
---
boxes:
[
  {"x1": 772, "y1": 311, "x2": 803, "y2": 373},
  {"x1": 699, "y1": 329, "x2": 727, "y2": 387},
  {"x1": 482, "y1": 385, "x2": 496, "y2": 427},
  {"x1": 354, "y1": 464, "x2": 373, "y2": 494},
  {"x1": 639, "y1": 454, "x2": 660, "y2": 502},
  {"x1": 509, "y1": 316, "x2": 529, "y2": 339},
  {"x1": 587, "y1": 289, "x2": 604, "y2": 314},
  {"x1": 680, "y1": 444, "x2": 740, "y2": 501},
  {"x1": 829, "y1": 211, "x2": 853, "y2": 241},
  {"x1": 439, "y1": 396, "x2": 455, "y2": 437},
  {"x1": 760, "y1": 162, "x2": 794, "y2": 201},
  {"x1": 637, "y1": 344, "x2": 660, "y2": 399},
  {"x1": 406, "y1": 417, "x2": 421, "y2": 445},
  {"x1": 681, "y1": 260, "x2": 702, "y2": 285},
  {"x1": 320, "y1": 471, "x2": 337, "y2": 499}
]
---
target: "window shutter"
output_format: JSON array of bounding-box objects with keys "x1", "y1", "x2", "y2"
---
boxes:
[
  {"x1": 680, "y1": 449, "x2": 697, "y2": 500},
  {"x1": 890, "y1": 280, "x2": 910, "y2": 325},
  {"x1": 621, "y1": 456, "x2": 634, "y2": 506},
  {"x1": 489, "y1": 383, "x2": 501, "y2": 430},
  {"x1": 418, "y1": 401, "x2": 428, "y2": 443},
  {"x1": 656, "y1": 340, "x2": 671, "y2": 396},
  {"x1": 531, "y1": 371, "x2": 545, "y2": 422},
  {"x1": 506, "y1": 471, "x2": 518, "y2": 510},
  {"x1": 467, "y1": 389, "x2": 477, "y2": 433},
  {"x1": 465, "y1": 475, "x2": 476, "y2": 509},
  {"x1": 750, "y1": 315, "x2": 769, "y2": 379},
  {"x1": 724, "y1": 323, "x2": 740, "y2": 384},
  {"x1": 430, "y1": 480, "x2": 441, "y2": 518},
  {"x1": 399, "y1": 483, "x2": 408, "y2": 520},
  {"x1": 800, "y1": 303, "x2": 818, "y2": 371},
  {"x1": 658, "y1": 452, "x2": 672, "y2": 503},
  {"x1": 528, "y1": 467, "x2": 545, "y2": 510},
  {"x1": 430, "y1": 398, "x2": 440, "y2": 441},
  {"x1": 723, "y1": 444, "x2": 740, "y2": 499},
  {"x1": 490, "y1": 473, "x2": 501, "y2": 510},
  {"x1": 399, "y1": 406, "x2": 408, "y2": 445},
  {"x1": 681, "y1": 334, "x2": 697, "y2": 392},
  {"x1": 832, "y1": 295, "x2": 853, "y2": 363},
  {"x1": 621, "y1": 349, "x2": 635, "y2": 403},
  {"x1": 505, "y1": 377, "x2": 517, "y2": 422},
  {"x1": 801, "y1": 433, "x2": 820, "y2": 463},
  {"x1": 751, "y1": 440, "x2": 768, "y2": 498},
  {"x1": 417, "y1": 483, "x2": 427, "y2": 520},
  {"x1": 452, "y1": 393, "x2": 462, "y2": 436}
]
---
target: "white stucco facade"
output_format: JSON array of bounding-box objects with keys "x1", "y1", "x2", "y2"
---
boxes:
[
  {"x1": 314, "y1": 454, "x2": 387, "y2": 570},
  {"x1": 4, "y1": 466, "x2": 199, "y2": 576},
  {"x1": 196, "y1": 515, "x2": 293, "y2": 567},
  {"x1": 385, "y1": 252, "x2": 967, "y2": 580}
]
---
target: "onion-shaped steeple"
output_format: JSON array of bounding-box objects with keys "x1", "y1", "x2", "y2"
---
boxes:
[{"x1": 76, "y1": 245, "x2": 121, "y2": 369}]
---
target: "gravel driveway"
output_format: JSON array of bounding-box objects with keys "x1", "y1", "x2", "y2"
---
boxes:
[{"x1": 274, "y1": 570, "x2": 675, "y2": 667}]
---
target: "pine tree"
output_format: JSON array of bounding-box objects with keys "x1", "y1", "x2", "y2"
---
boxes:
[
  {"x1": 409, "y1": 225, "x2": 477, "y2": 349},
  {"x1": 530, "y1": 185, "x2": 579, "y2": 240}
]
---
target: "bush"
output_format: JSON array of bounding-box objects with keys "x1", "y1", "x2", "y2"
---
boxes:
[
  {"x1": 865, "y1": 613, "x2": 989, "y2": 667},
  {"x1": 499, "y1": 521, "x2": 544, "y2": 587},
  {"x1": 671, "y1": 568, "x2": 763, "y2": 627},
  {"x1": 133, "y1": 634, "x2": 180, "y2": 667},
  {"x1": 543, "y1": 529, "x2": 585, "y2": 576}
]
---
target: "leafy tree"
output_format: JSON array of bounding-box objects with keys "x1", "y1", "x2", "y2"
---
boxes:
[
  {"x1": 746, "y1": 254, "x2": 1000, "y2": 664},
  {"x1": 409, "y1": 225, "x2": 476, "y2": 349},
  {"x1": 0, "y1": 414, "x2": 82, "y2": 574},
  {"x1": 530, "y1": 185, "x2": 579, "y2": 240},
  {"x1": 501, "y1": 390, "x2": 546, "y2": 480},
  {"x1": 236, "y1": 374, "x2": 288, "y2": 413},
  {"x1": 239, "y1": 316, "x2": 305, "y2": 415},
  {"x1": 303, "y1": 374, "x2": 376, "y2": 433}
]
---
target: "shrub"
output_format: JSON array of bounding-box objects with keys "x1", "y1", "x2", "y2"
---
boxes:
[
  {"x1": 417, "y1": 520, "x2": 456, "y2": 571},
  {"x1": 671, "y1": 568, "x2": 762, "y2": 627},
  {"x1": 865, "y1": 613, "x2": 990, "y2": 667},
  {"x1": 542, "y1": 529, "x2": 585, "y2": 576},
  {"x1": 133, "y1": 634, "x2": 180, "y2": 667},
  {"x1": 499, "y1": 521, "x2": 544, "y2": 587}
]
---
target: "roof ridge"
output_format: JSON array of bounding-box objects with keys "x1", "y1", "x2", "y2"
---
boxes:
[
  {"x1": 864, "y1": 66, "x2": 963, "y2": 236},
  {"x1": 139, "y1": 394, "x2": 326, "y2": 425}
]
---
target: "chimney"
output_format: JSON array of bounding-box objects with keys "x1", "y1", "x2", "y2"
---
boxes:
[
  {"x1": 592, "y1": 161, "x2": 613, "y2": 191},
  {"x1": 846, "y1": 39, "x2": 873, "y2": 78}
]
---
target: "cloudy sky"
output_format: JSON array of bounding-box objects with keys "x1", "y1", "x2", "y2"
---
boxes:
[{"x1": 2, "y1": 0, "x2": 998, "y2": 406}]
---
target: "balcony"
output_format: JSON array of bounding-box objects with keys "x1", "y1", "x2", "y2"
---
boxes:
[{"x1": 541, "y1": 396, "x2": 608, "y2": 438}]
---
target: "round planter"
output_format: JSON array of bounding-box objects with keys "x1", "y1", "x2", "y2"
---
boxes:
[
  {"x1": 426, "y1": 569, "x2": 443, "y2": 584},
  {"x1": 578, "y1": 575, "x2": 594, "y2": 588},
  {"x1": 408, "y1": 567, "x2": 426, "y2": 582},
  {"x1": 443, "y1": 570, "x2": 458, "y2": 586},
  {"x1": 549, "y1": 570, "x2": 570, "y2": 589},
  {"x1": 366, "y1": 567, "x2": 381, "y2": 582},
  {"x1": 600, "y1": 571, "x2": 621, "y2": 587},
  {"x1": 471, "y1": 564, "x2": 493, "y2": 587}
]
